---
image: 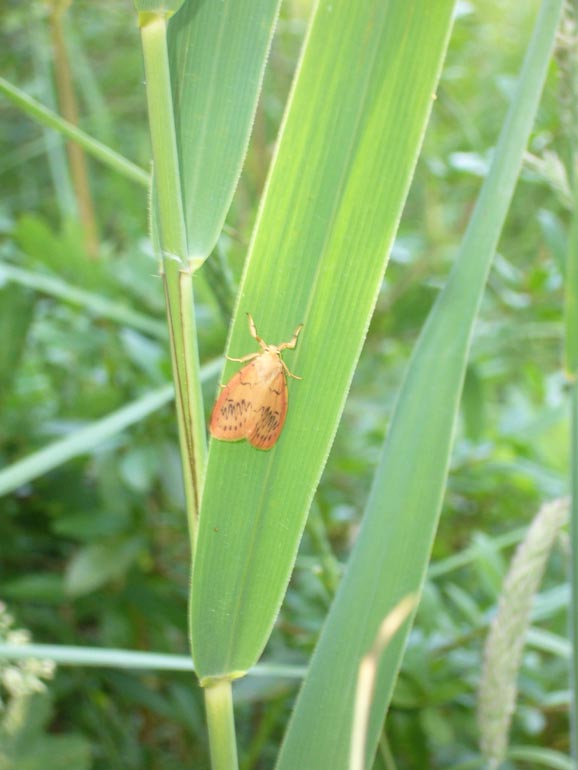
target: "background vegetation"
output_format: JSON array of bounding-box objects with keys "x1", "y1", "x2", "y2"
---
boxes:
[{"x1": 0, "y1": 0, "x2": 572, "y2": 768}]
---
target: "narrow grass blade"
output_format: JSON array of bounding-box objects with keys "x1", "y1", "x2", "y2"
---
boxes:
[
  {"x1": 560, "y1": 1, "x2": 578, "y2": 379},
  {"x1": 277, "y1": 3, "x2": 564, "y2": 768},
  {"x1": 0, "y1": 286, "x2": 35, "y2": 396},
  {"x1": 168, "y1": 0, "x2": 281, "y2": 261},
  {"x1": 553, "y1": 5, "x2": 578, "y2": 762},
  {"x1": 507, "y1": 746, "x2": 574, "y2": 770},
  {"x1": 191, "y1": 0, "x2": 456, "y2": 682},
  {"x1": 0, "y1": 385, "x2": 173, "y2": 496},
  {"x1": 0, "y1": 644, "x2": 306, "y2": 678},
  {"x1": 564, "y1": 193, "x2": 578, "y2": 377},
  {"x1": 0, "y1": 644, "x2": 198, "y2": 670},
  {"x1": 570, "y1": 383, "x2": 578, "y2": 761},
  {"x1": 0, "y1": 359, "x2": 221, "y2": 497},
  {"x1": 0, "y1": 76, "x2": 149, "y2": 188},
  {"x1": 0, "y1": 260, "x2": 166, "y2": 339},
  {"x1": 139, "y1": 14, "x2": 205, "y2": 548}
]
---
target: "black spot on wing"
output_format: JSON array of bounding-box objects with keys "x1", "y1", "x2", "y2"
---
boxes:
[
  {"x1": 249, "y1": 405, "x2": 282, "y2": 448},
  {"x1": 258, "y1": 405, "x2": 281, "y2": 431},
  {"x1": 220, "y1": 398, "x2": 252, "y2": 421}
]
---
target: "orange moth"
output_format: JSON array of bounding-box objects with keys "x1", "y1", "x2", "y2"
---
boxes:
[{"x1": 209, "y1": 314, "x2": 303, "y2": 450}]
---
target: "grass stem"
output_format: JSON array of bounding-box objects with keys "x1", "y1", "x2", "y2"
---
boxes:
[{"x1": 204, "y1": 680, "x2": 239, "y2": 770}]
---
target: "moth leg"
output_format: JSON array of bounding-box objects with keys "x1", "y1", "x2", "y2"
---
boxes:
[
  {"x1": 278, "y1": 323, "x2": 304, "y2": 352},
  {"x1": 280, "y1": 358, "x2": 302, "y2": 381},
  {"x1": 226, "y1": 352, "x2": 259, "y2": 363},
  {"x1": 246, "y1": 313, "x2": 267, "y2": 351}
]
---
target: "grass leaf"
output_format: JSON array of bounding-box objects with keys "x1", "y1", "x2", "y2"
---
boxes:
[
  {"x1": 168, "y1": 0, "x2": 281, "y2": 260},
  {"x1": 277, "y1": 2, "x2": 565, "y2": 767},
  {"x1": 191, "y1": 0, "x2": 456, "y2": 681}
]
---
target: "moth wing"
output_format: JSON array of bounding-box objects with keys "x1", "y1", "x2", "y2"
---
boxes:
[
  {"x1": 246, "y1": 369, "x2": 288, "y2": 450},
  {"x1": 209, "y1": 362, "x2": 261, "y2": 441}
]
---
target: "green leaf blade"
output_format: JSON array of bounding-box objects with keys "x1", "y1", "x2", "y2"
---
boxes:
[
  {"x1": 0, "y1": 386, "x2": 173, "y2": 497},
  {"x1": 191, "y1": 0, "x2": 456, "y2": 681},
  {"x1": 168, "y1": 0, "x2": 281, "y2": 260},
  {"x1": 0, "y1": 76, "x2": 149, "y2": 188},
  {"x1": 276, "y1": 2, "x2": 565, "y2": 768}
]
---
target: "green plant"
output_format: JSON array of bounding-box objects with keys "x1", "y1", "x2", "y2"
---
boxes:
[{"x1": 0, "y1": 0, "x2": 574, "y2": 768}]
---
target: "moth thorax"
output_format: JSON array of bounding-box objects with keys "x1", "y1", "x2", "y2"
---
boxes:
[{"x1": 254, "y1": 351, "x2": 283, "y2": 379}]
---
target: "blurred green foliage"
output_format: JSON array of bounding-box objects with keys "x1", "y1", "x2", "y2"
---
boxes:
[{"x1": 0, "y1": 0, "x2": 571, "y2": 767}]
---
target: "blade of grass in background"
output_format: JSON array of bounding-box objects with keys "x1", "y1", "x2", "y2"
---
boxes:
[
  {"x1": 191, "y1": 0, "x2": 456, "y2": 682},
  {"x1": 506, "y1": 746, "x2": 574, "y2": 770},
  {"x1": 0, "y1": 385, "x2": 173, "y2": 496},
  {"x1": 31, "y1": 24, "x2": 76, "y2": 218},
  {"x1": 560, "y1": 3, "x2": 578, "y2": 761},
  {"x1": 0, "y1": 644, "x2": 306, "y2": 678},
  {"x1": 0, "y1": 286, "x2": 35, "y2": 398},
  {"x1": 276, "y1": 2, "x2": 564, "y2": 768},
  {"x1": 167, "y1": 0, "x2": 281, "y2": 262},
  {"x1": 0, "y1": 260, "x2": 166, "y2": 339},
  {"x1": 47, "y1": 0, "x2": 99, "y2": 257},
  {"x1": 0, "y1": 355, "x2": 220, "y2": 497},
  {"x1": 0, "y1": 76, "x2": 149, "y2": 188},
  {"x1": 570, "y1": 357, "x2": 578, "y2": 763}
]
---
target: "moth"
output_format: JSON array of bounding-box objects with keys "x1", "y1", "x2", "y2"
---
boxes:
[{"x1": 209, "y1": 314, "x2": 303, "y2": 450}]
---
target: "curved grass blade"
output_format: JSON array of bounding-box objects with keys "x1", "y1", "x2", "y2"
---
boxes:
[{"x1": 277, "y1": 2, "x2": 565, "y2": 768}]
